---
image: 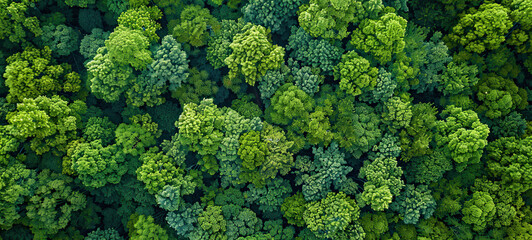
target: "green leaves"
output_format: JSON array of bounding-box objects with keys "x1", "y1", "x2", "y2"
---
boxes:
[
  {"x1": 447, "y1": 3, "x2": 512, "y2": 53},
  {"x1": 462, "y1": 191, "x2": 496, "y2": 232},
  {"x1": 173, "y1": 5, "x2": 220, "y2": 47},
  {"x1": 303, "y1": 192, "x2": 360, "y2": 239},
  {"x1": 334, "y1": 51, "x2": 378, "y2": 97},
  {"x1": 26, "y1": 169, "x2": 86, "y2": 239},
  {"x1": 359, "y1": 156, "x2": 404, "y2": 211},
  {"x1": 351, "y1": 12, "x2": 408, "y2": 64},
  {"x1": 106, "y1": 26, "x2": 153, "y2": 70},
  {"x1": 486, "y1": 136, "x2": 532, "y2": 193},
  {"x1": 435, "y1": 105, "x2": 490, "y2": 172},
  {"x1": 70, "y1": 140, "x2": 127, "y2": 188},
  {"x1": 136, "y1": 147, "x2": 195, "y2": 195},
  {"x1": 3, "y1": 47, "x2": 81, "y2": 103},
  {"x1": 6, "y1": 95, "x2": 86, "y2": 155},
  {"x1": 298, "y1": 0, "x2": 366, "y2": 40},
  {"x1": 224, "y1": 23, "x2": 285, "y2": 86}
]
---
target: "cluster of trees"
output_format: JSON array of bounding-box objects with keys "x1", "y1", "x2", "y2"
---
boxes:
[{"x1": 0, "y1": 0, "x2": 531, "y2": 239}]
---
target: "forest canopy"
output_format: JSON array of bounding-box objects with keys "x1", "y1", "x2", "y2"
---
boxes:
[{"x1": 0, "y1": 0, "x2": 531, "y2": 239}]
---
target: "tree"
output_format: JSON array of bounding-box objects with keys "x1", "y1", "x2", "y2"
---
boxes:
[
  {"x1": 70, "y1": 140, "x2": 128, "y2": 188},
  {"x1": 298, "y1": 0, "x2": 368, "y2": 40},
  {"x1": 295, "y1": 142, "x2": 352, "y2": 201},
  {"x1": 136, "y1": 147, "x2": 196, "y2": 195},
  {"x1": 197, "y1": 205, "x2": 227, "y2": 238},
  {"x1": 475, "y1": 73, "x2": 528, "y2": 119},
  {"x1": 128, "y1": 214, "x2": 169, "y2": 240},
  {"x1": 0, "y1": 0, "x2": 42, "y2": 43},
  {"x1": 390, "y1": 184, "x2": 436, "y2": 225},
  {"x1": 6, "y1": 95, "x2": 86, "y2": 155},
  {"x1": 224, "y1": 23, "x2": 285, "y2": 86},
  {"x1": 148, "y1": 35, "x2": 189, "y2": 92},
  {"x1": 166, "y1": 203, "x2": 202, "y2": 238},
  {"x1": 117, "y1": 6, "x2": 162, "y2": 42},
  {"x1": 26, "y1": 169, "x2": 87, "y2": 239},
  {"x1": 360, "y1": 212, "x2": 389, "y2": 240},
  {"x1": 351, "y1": 12, "x2": 408, "y2": 64},
  {"x1": 177, "y1": 99, "x2": 224, "y2": 156},
  {"x1": 173, "y1": 5, "x2": 220, "y2": 47},
  {"x1": 105, "y1": 26, "x2": 153, "y2": 70},
  {"x1": 446, "y1": 3, "x2": 512, "y2": 53},
  {"x1": 40, "y1": 24, "x2": 80, "y2": 56},
  {"x1": 85, "y1": 228, "x2": 123, "y2": 240},
  {"x1": 267, "y1": 83, "x2": 314, "y2": 125},
  {"x1": 287, "y1": 26, "x2": 343, "y2": 73},
  {"x1": 303, "y1": 192, "x2": 360, "y2": 239},
  {"x1": 359, "y1": 156, "x2": 404, "y2": 211},
  {"x1": 382, "y1": 95, "x2": 413, "y2": 133},
  {"x1": 3, "y1": 46, "x2": 81, "y2": 103},
  {"x1": 0, "y1": 163, "x2": 35, "y2": 230},
  {"x1": 243, "y1": 0, "x2": 302, "y2": 34},
  {"x1": 206, "y1": 19, "x2": 248, "y2": 69},
  {"x1": 399, "y1": 102, "x2": 438, "y2": 161},
  {"x1": 461, "y1": 191, "x2": 496, "y2": 232},
  {"x1": 115, "y1": 114, "x2": 161, "y2": 157},
  {"x1": 86, "y1": 47, "x2": 134, "y2": 103},
  {"x1": 438, "y1": 61, "x2": 479, "y2": 96},
  {"x1": 245, "y1": 178, "x2": 293, "y2": 214},
  {"x1": 281, "y1": 192, "x2": 307, "y2": 227},
  {"x1": 80, "y1": 28, "x2": 110, "y2": 61},
  {"x1": 333, "y1": 100, "x2": 382, "y2": 158},
  {"x1": 334, "y1": 51, "x2": 378, "y2": 97},
  {"x1": 486, "y1": 136, "x2": 532, "y2": 193},
  {"x1": 359, "y1": 68, "x2": 396, "y2": 104},
  {"x1": 239, "y1": 123, "x2": 294, "y2": 186},
  {"x1": 435, "y1": 105, "x2": 490, "y2": 172}
]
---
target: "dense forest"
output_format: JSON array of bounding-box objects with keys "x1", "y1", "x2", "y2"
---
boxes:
[{"x1": 0, "y1": 0, "x2": 531, "y2": 239}]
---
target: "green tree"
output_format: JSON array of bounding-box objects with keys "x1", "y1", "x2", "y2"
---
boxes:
[
  {"x1": 224, "y1": 23, "x2": 285, "y2": 86},
  {"x1": 461, "y1": 191, "x2": 496, "y2": 232},
  {"x1": 359, "y1": 156, "x2": 404, "y2": 211},
  {"x1": 438, "y1": 61, "x2": 479, "y2": 96},
  {"x1": 70, "y1": 140, "x2": 128, "y2": 188},
  {"x1": 40, "y1": 24, "x2": 80, "y2": 56},
  {"x1": 0, "y1": 162, "x2": 35, "y2": 230},
  {"x1": 435, "y1": 105, "x2": 490, "y2": 172},
  {"x1": 115, "y1": 114, "x2": 161, "y2": 156},
  {"x1": 3, "y1": 47, "x2": 81, "y2": 103},
  {"x1": 475, "y1": 73, "x2": 528, "y2": 119},
  {"x1": 128, "y1": 214, "x2": 169, "y2": 240},
  {"x1": 173, "y1": 5, "x2": 220, "y2": 47},
  {"x1": 0, "y1": 0, "x2": 42, "y2": 43},
  {"x1": 267, "y1": 83, "x2": 315, "y2": 126},
  {"x1": 242, "y1": 0, "x2": 302, "y2": 33},
  {"x1": 238, "y1": 123, "x2": 293, "y2": 186},
  {"x1": 281, "y1": 192, "x2": 307, "y2": 227},
  {"x1": 303, "y1": 192, "x2": 360, "y2": 239},
  {"x1": 86, "y1": 47, "x2": 134, "y2": 103},
  {"x1": 351, "y1": 12, "x2": 408, "y2": 64},
  {"x1": 382, "y1": 95, "x2": 413, "y2": 133},
  {"x1": 446, "y1": 3, "x2": 513, "y2": 53},
  {"x1": 26, "y1": 169, "x2": 86, "y2": 239},
  {"x1": 6, "y1": 95, "x2": 86, "y2": 155},
  {"x1": 149, "y1": 35, "x2": 189, "y2": 91},
  {"x1": 486, "y1": 136, "x2": 532, "y2": 193},
  {"x1": 105, "y1": 26, "x2": 153, "y2": 70},
  {"x1": 136, "y1": 147, "x2": 196, "y2": 195},
  {"x1": 334, "y1": 51, "x2": 378, "y2": 97},
  {"x1": 287, "y1": 26, "x2": 343, "y2": 73},
  {"x1": 117, "y1": 6, "x2": 162, "y2": 42},
  {"x1": 390, "y1": 184, "x2": 436, "y2": 225},
  {"x1": 298, "y1": 0, "x2": 369, "y2": 40}
]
